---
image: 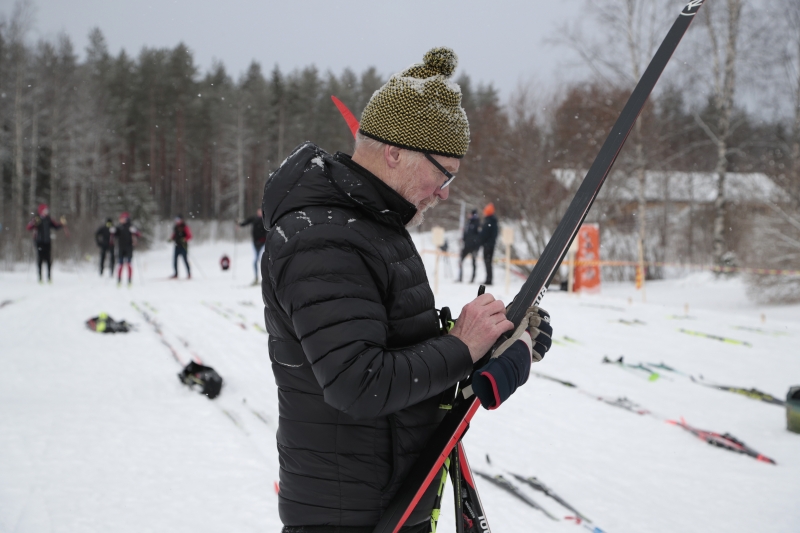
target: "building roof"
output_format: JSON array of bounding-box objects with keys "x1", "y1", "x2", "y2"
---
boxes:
[{"x1": 552, "y1": 169, "x2": 789, "y2": 204}]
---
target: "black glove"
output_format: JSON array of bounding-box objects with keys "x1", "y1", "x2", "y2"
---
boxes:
[
  {"x1": 472, "y1": 307, "x2": 553, "y2": 410},
  {"x1": 528, "y1": 307, "x2": 553, "y2": 362}
]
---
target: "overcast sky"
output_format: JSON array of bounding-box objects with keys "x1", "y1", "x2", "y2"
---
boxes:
[{"x1": 2, "y1": 0, "x2": 597, "y2": 100}]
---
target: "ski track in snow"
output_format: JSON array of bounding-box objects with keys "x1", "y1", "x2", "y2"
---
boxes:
[{"x1": 1, "y1": 237, "x2": 798, "y2": 533}]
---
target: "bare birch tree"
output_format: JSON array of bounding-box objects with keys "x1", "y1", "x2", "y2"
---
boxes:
[
  {"x1": 697, "y1": 0, "x2": 744, "y2": 268},
  {"x1": 770, "y1": 0, "x2": 800, "y2": 206},
  {"x1": 7, "y1": 0, "x2": 34, "y2": 236},
  {"x1": 554, "y1": 0, "x2": 679, "y2": 285}
]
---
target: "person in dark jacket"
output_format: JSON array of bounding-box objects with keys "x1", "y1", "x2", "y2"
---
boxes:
[
  {"x1": 169, "y1": 214, "x2": 192, "y2": 279},
  {"x1": 238, "y1": 208, "x2": 267, "y2": 284},
  {"x1": 457, "y1": 209, "x2": 481, "y2": 283},
  {"x1": 115, "y1": 212, "x2": 141, "y2": 286},
  {"x1": 261, "y1": 48, "x2": 552, "y2": 533},
  {"x1": 26, "y1": 203, "x2": 64, "y2": 283},
  {"x1": 479, "y1": 202, "x2": 499, "y2": 285},
  {"x1": 95, "y1": 218, "x2": 116, "y2": 276}
]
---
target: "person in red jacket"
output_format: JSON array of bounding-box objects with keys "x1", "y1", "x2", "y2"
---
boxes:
[
  {"x1": 169, "y1": 214, "x2": 192, "y2": 279},
  {"x1": 26, "y1": 204, "x2": 64, "y2": 283}
]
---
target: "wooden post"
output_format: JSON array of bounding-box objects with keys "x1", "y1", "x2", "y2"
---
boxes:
[
  {"x1": 567, "y1": 238, "x2": 578, "y2": 293},
  {"x1": 637, "y1": 238, "x2": 646, "y2": 303},
  {"x1": 501, "y1": 227, "x2": 514, "y2": 294}
]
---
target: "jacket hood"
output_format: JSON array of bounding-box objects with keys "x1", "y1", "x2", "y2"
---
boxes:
[{"x1": 261, "y1": 142, "x2": 417, "y2": 230}]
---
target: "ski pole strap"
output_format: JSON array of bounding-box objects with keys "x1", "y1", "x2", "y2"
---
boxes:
[
  {"x1": 493, "y1": 306, "x2": 538, "y2": 358},
  {"x1": 438, "y1": 307, "x2": 454, "y2": 334}
]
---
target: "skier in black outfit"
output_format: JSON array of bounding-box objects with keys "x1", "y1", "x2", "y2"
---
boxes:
[
  {"x1": 457, "y1": 209, "x2": 481, "y2": 283},
  {"x1": 480, "y1": 202, "x2": 499, "y2": 285},
  {"x1": 115, "y1": 212, "x2": 141, "y2": 286},
  {"x1": 26, "y1": 203, "x2": 64, "y2": 283},
  {"x1": 238, "y1": 208, "x2": 267, "y2": 284},
  {"x1": 260, "y1": 48, "x2": 552, "y2": 533},
  {"x1": 95, "y1": 218, "x2": 116, "y2": 276},
  {"x1": 169, "y1": 214, "x2": 192, "y2": 279}
]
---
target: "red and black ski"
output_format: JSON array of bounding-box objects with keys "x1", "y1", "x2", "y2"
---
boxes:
[
  {"x1": 373, "y1": 1, "x2": 706, "y2": 531},
  {"x1": 668, "y1": 418, "x2": 777, "y2": 464},
  {"x1": 450, "y1": 442, "x2": 491, "y2": 533}
]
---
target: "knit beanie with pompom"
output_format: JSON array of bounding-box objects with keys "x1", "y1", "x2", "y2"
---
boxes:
[{"x1": 359, "y1": 47, "x2": 470, "y2": 158}]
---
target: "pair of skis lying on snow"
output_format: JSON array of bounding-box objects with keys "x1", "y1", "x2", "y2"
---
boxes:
[
  {"x1": 531, "y1": 370, "x2": 777, "y2": 465},
  {"x1": 423, "y1": 441, "x2": 608, "y2": 532},
  {"x1": 601, "y1": 356, "x2": 785, "y2": 406},
  {"x1": 474, "y1": 456, "x2": 607, "y2": 532}
]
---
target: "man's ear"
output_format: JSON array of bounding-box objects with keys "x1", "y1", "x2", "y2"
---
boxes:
[{"x1": 384, "y1": 144, "x2": 402, "y2": 169}]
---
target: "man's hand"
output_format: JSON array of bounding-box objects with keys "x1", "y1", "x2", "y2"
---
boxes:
[
  {"x1": 448, "y1": 293, "x2": 514, "y2": 363},
  {"x1": 471, "y1": 306, "x2": 554, "y2": 410}
]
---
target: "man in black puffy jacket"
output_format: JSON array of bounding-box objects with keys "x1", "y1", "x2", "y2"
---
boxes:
[{"x1": 261, "y1": 48, "x2": 552, "y2": 533}]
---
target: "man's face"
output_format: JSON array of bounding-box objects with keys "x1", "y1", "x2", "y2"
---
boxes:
[{"x1": 397, "y1": 152, "x2": 459, "y2": 227}]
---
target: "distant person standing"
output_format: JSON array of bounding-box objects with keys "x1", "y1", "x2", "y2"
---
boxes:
[
  {"x1": 115, "y1": 212, "x2": 141, "y2": 286},
  {"x1": 95, "y1": 218, "x2": 116, "y2": 277},
  {"x1": 238, "y1": 208, "x2": 267, "y2": 285},
  {"x1": 169, "y1": 214, "x2": 192, "y2": 279},
  {"x1": 480, "y1": 202, "x2": 499, "y2": 285},
  {"x1": 457, "y1": 209, "x2": 481, "y2": 283},
  {"x1": 26, "y1": 203, "x2": 64, "y2": 284}
]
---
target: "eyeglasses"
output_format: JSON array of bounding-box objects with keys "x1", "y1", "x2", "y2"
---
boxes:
[{"x1": 424, "y1": 153, "x2": 456, "y2": 189}]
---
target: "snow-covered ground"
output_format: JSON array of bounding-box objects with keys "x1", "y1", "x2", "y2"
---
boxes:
[{"x1": 1, "y1": 237, "x2": 798, "y2": 533}]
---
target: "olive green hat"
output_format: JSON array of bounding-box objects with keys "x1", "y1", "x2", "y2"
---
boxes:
[{"x1": 359, "y1": 47, "x2": 470, "y2": 158}]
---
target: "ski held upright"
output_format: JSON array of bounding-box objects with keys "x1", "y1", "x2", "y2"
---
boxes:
[{"x1": 372, "y1": 2, "x2": 706, "y2": 532}]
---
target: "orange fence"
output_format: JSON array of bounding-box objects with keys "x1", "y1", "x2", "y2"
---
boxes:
[{"x1": 421, "y1": 250, "x2": 800, "y2": 277}]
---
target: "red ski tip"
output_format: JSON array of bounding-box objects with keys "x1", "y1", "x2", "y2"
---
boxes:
[
  {"x1": 757, "y1": 454, "x2": 777, "y2": 465},
  {"x1": 331, "y1": 95, "x2": 360, "y2": 139}
]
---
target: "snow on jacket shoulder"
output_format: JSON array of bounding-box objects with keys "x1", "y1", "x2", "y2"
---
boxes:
[{"x1": 261, "y1": 142, "x2": 472, "y2": 529}]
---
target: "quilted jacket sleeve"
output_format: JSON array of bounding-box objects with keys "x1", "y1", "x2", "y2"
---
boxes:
[{"x1": 270, "y1": 223, "x2": 473, "y2": 420}]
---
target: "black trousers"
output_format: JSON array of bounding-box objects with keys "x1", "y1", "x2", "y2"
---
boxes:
[
  {"x1": 100, "y1": 246, "x2": 115, "y2": 275},
  {"x1": 483, "y1": 242, "x2": 496, "y2": 284},
  {"x1": 36, "y1": 242, "x2": 52, "y2": 281},
  {"x1": 173, "y1": 246, "x2": 190, "y2": 277},
  {"x1": 458, "y1": 248, "x2": 478, "y2": 282}
]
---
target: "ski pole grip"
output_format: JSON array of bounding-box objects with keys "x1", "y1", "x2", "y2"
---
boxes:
[{"x1": 471, "y1": 284, "x2": 512, "y2": 370}]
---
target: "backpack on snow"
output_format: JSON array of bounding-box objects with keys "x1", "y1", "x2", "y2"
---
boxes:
[
  {"x1": 178, "y1": 361, "x2": 223, "y2": 399},
  {"x1": 86, "y1": 313, "x2": 132, "y2": 333}
]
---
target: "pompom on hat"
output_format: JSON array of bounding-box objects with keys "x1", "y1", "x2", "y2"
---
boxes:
[{"x1": 358, "y1": 47, "x2": 470, "y2": 158}]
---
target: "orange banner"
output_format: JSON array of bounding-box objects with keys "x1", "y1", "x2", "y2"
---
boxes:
[{"x1": 574, "y1": 224, "x2": 601, "y2": 293}]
